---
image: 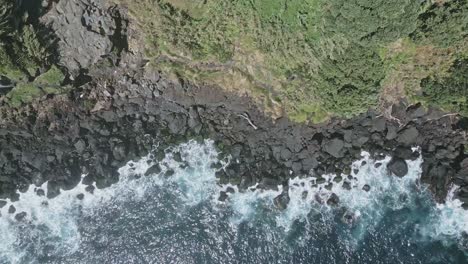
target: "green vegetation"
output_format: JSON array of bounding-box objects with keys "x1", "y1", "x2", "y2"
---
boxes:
[
  {"x1": 6, "y1": 82, "x2": 42, "y2": 108},
  {"x1": 4, "y1": 66, "x2": 66, "y2": 106},
  {"x1": 116, "y1": 0, "x2": 463, "y2": 121},
  {"x1": 0, "y1": 0, "x2": 67, "y2": 107},
  {"x1": 118, "y1": 0, "x2": 468, "y2": 121},
  {"x1": 418, "y1": 59, "x2": 468, "y2": 116}
]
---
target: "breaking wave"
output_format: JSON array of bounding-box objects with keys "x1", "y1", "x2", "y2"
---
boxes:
[{"x1": 0, "y1": 140, "x2": 467, "y2": 263}]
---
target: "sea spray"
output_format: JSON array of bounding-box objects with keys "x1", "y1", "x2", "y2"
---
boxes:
[
  {"x1": 0, "y1": 139, "x2": 221, "y2": 263},
  {"x1": 419, "y1": 185, "x2": 468, "y2": 250},
  {"x1": 0, "y1": 140, "x2": 467, "y2": 263}
]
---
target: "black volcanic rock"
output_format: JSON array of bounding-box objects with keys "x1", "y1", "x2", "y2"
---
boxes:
[
  {"x1": 397, "y1": 127, "x2": 419, "y2": 146},
  {"x1": 327, "y1": 193, "x2": 340, "y2": 206},
  {"x1": 387, "y1": 157, "x2": 408, "y2": 177},
  {"x1": 324, "y1": 138, "x2": 345, "y2": 158},
  {"x1": 145, "y1": 164, "x2": 162, "y2": 176},
  {"x1": 273, "y1": 191, "x2": 290, "y2": 210}
]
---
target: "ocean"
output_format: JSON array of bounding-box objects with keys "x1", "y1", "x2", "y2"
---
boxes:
[{"x1": 0, "y1": 140, "x2": 467, "y2": 263}]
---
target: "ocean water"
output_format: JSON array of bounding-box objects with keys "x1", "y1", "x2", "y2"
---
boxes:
[{"x1": 0, "y1": 140, "x2": 467, "y2": 264}]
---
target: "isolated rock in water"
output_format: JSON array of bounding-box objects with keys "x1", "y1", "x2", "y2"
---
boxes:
[
  {"x1": 218, "y1": 191, "x2": 228, "y2": 202},
  {"x1": 8, "y1": 205, "x2": 16, "y2": 214},
  {"x1": 77, "y1": 193, "x2": 85, "y2": 200},
  {"x1": 274, "y1": 191, "x2": 290, "y2": 210},
  {"x1": 387, "y1": 157, "x2": 408, "y2": 177},
  {"x1": 327, "y1": 193, "x2": 340, "y2": 206},
  {"x1": 145, "y1": 164, "x2": 162, "y2": 176},
  {"x1": 324, "y1": 138, "x2": 345, "y2": 158},
  {"x1": 15, "y1": 212, "x2": 27, "y2": 221},
  {"x1": 341, "y1": 210, "x2": 358, "y2": 225}
]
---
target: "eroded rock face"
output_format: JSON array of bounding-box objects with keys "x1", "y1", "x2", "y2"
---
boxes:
[
  {"x1": 40, "y1": 0, "x2": 127, "y2": 76},
  {"x1": 0, "y1": 0, "x2": 466, "y2": 210}
]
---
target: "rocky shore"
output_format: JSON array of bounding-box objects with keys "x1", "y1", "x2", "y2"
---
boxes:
[{"x1": 0, "y1": 0, "x2": 467, "y2": 214}]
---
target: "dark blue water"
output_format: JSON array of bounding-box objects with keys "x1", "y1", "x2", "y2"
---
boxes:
[{"x1": 0, "y1": 140, "x2": 467, "y2": 264}]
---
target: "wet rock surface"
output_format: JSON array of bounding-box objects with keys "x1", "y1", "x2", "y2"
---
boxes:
[{"x1": 0, "y1": 0, "x2": 467, "y2": 211}]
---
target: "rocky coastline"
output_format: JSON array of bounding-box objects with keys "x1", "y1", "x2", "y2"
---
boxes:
[{"x1": 0, "y1": 0, "x2": 468, "y2": 215}]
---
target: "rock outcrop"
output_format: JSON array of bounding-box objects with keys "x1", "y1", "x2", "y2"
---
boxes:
[{"x1": 0, "y1": 0, "x2": 466, "y2": 212}]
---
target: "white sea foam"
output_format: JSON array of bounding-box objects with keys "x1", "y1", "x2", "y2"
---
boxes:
[
  {"x1": 420, "y1": 185, "x2": 468, "y2": 245},
  {"x1": 221, "y1": 151, "x2": 425, "y2": 236},
  {"x1": 0, "y1": 139, "x2": 220, "y2": 263},
  {"x1": 0, "y1": 140, "x2": 467, "y2": 263}
]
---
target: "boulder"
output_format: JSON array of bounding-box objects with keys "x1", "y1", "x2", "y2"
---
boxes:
[
  {"x1": 387, "y1": 157, "x2": 408, "y2": 177},
  {"x1": 218, "y1": 191, "x2": 228, "y2": 202},
  {"x1": 397, "y1": 127, "x2": 419, "y2": 146},
  {"x1": 386, "y1": 124, "x2": 398, "y2": 140},
  {"x1": 145, "y1": 164, "x2": 162, "y2": 176},
  {"x1": 327, "y1": 193, "x2": 340, "y2": 206},
  {"x1": 301, "y1": 157, "x2": 319, "y2": 171},
  {"x1": 273, "y1": 191, "x2": 290, "y2": 210},
  {"x1": 324, "y1": 138, "x2": 345, "y2": 158},
  {"x1": 362, "y1": 184, "x2": 371, "y2": 192},
  {"x1": 371, "y1": 118, "x2": 386, "y2": 132},
  {"x1": 407, "y1": 103, "x2": 426, "y2": 119},
  {"x1": 77, "y1": 193, "x2": 85, "y2": 200},
  {"x1": 112, "y1": 144, "x2": 127, "y2": 161},
  {"x1": 74, "y1": 140, "x2": 86, "y2": 154},
  {"x1": 394, "y1": 146, "x2": 414, "y2": 160},
  {"x1": 260, "y1": 177, "x2": 281, "y2": 190},
  {"x1": 36, "y1": 188, "x2": 45, "y2": 196},
  {"x1": 15, "y1": 212, "x2": 27, "y2": 221}
]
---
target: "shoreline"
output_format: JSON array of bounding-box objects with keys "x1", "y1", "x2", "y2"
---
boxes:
[
  {"x1": 0, "y1": 0, "x2": 467, "y2": 212},
  {"x1": 0, "y1": 51, "x2": 467, "y2": 207}
]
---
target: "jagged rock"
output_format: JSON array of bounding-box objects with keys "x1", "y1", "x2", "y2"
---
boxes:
[
  {"x1": 85, "y1": 185, "x2": 95, "y2": 194},
  {"x1": 397, "y1": 127, "x2": 419, "y2": 146},
  {"x1": 8, "y1": 205, "x2": 15, "y2": 214},
  {"x1": 327, "y1": 193, "x2": 340, "y2": 206},
  {"x1": 301, "y1": 157, "x2": 319, "y2": 171},
  {"x1": 40, "y1": 0, "x2": 120, "y2": 74},
  {"x1": 164, "y1": 169, "x2": 175, "y2": 177},
  {"x1": 218, "y1": 191, "x2": 228, "y2": 202},
  {"x1": 394, "y1": 146, "x2": 414, "y2": 160},
  {"x1": 386, "y1": 124, "x2": 398, "y2": 140},
  {"x1": 74, "y1": 140, "x2": 86, "y2": 154},
  {"x1": 36, "y1": 188, "x2": 45, "y2": 196},
  {"x1": 324, "y1": 138, "x2": 345, "y2": 158},
  {"x1": 77, "y1": 193, "x2": 85, "y2": 200},
  {"x1": 15, "y1": 212, "x2": 27, "y2": 221},
  {"x1": 362, "y1": 184, "x2": 371, "y2": 192},
  {"x1": 371, "y1": 118, "x2": 386, "y2": 132},
  {"x1": 47, "y1": 181, "x2": 61, "y2": 198},
  {"x1": 341, "y1": 210, "x2": 358, "y2": 225},
  {"x1": 342, "y1": 181, "x2": 352, "y2": 190},
  {"x1": 0, "y1": 200, "x2": 6, "y2": 208},
  {"x1": 260, "y1": 177, "x2": 280, "y2": 190},
  {"x1": 387, "y1": 157, "x2": 408, "y2": 177},
  {"x1": 273, "y1": 191, "x2": 290, "y2": 210},
  {"x1": 112, "y1": 144, "x2": 127, "y2": 161},
  {"x1": 145, "y1": 164, "x2": 161, "y2": 176},
  {"x1": 407, "y1": 103, "x2": 426, "y2": 119}
]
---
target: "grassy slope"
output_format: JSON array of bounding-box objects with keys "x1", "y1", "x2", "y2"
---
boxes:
[
  {"x1": 1, "y1": 0, "x2": 466, "y2": 117},
  {"x1": 115, "y1": 0, "x2": 468, "y2": 121}
]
